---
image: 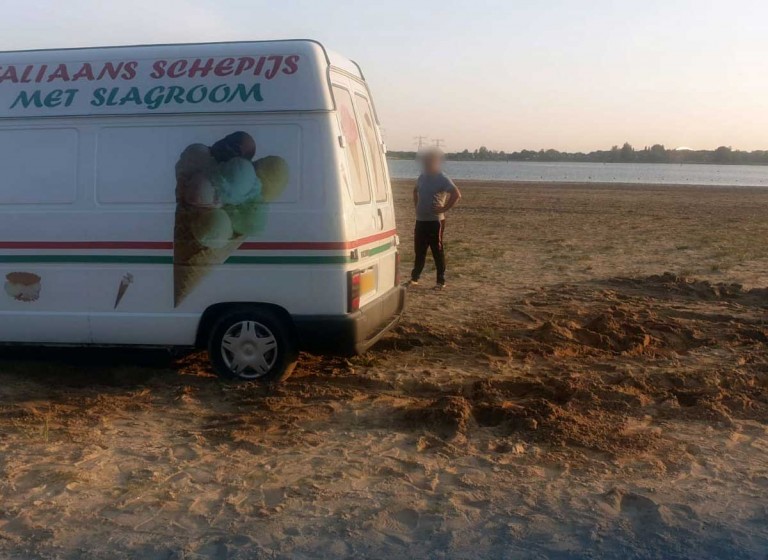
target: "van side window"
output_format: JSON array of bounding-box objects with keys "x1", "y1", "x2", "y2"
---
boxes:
[
  {"x1": 332, "y1": 85, "x2": 371, "y2": 204},
  {"x1": 97, "y1": 127, "x2": 177, "y2": 204},
  {"x1": 354, "y1": 95, "x2": 388, "y2": 202},
  {"x1": 0, "y1": 129, "x2": 78, "y2": 204},
  {"x1": 96, "y1": 124, "x2": 301, "y2": 205}
]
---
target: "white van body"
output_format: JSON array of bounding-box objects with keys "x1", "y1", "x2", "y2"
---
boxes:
[{"x1": 0, "y1": 40, "x2": 405, "y2": 379}]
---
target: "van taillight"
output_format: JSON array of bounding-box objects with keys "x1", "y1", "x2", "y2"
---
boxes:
[
  {"x1": 348, "y1": 271, "x2": 361, "y2": 312},
  {"x1": 395, "y1": 251, "x2": 401, "y2": 285}
]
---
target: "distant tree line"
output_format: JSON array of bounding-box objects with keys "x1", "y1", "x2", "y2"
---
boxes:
[{"x1": 388, "y1": 143, "x2": 768, "y2": 165}]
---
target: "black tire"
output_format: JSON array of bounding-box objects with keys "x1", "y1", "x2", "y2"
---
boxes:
[{"x1": 207, "y1": 307, "x2": 298, "y2": 383}]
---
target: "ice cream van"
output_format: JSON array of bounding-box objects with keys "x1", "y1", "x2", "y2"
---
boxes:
[{"x1": 0, "y1": 40, "x2": 405, "y2": 383}]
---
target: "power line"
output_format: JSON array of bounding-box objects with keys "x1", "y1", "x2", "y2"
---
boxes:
[{"x1": 432, "y1": 138, "x2": 446, "y2": 149}]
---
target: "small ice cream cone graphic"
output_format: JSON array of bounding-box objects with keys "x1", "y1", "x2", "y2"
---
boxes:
[
  {"x1": 114, "y1": 273, "x2": 134, "y2": 309},
  {"x1": 173, "y1": 132, "x2": 287, "y2": 307}
]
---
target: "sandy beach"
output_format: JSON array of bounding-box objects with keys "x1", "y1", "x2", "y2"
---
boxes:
[{"x1": 1, "y1": 179, "x2": 767, "y2": 559}]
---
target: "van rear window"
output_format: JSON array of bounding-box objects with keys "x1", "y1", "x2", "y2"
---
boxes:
[
  {"x1": 332, "y1": 86, "x2": 371, "y2": 204},
  {"x1": 0, "y1": 128, "x2": 78, "y2": 204},
  {"x1": 354, "y1": 94, "x2": 388, "y2": 202}
]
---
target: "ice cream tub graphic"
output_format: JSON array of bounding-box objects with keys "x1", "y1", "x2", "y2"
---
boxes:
[
  {"x1": 173, "y1": 131, "x2": 290, "y2": 307},
  {"x1": 4, "y1": 272, "x2": 41, "y2": 302}
]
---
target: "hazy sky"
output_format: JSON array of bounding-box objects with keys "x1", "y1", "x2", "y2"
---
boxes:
[{"x1": 3, "y1": 0, "x2": 767, "y2": 151}]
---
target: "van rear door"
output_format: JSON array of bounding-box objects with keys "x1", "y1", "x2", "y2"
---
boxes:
[
  {"x1": 331, "y1": 78, "x2": 398, "y2": 309},
  {"x1": 351, "y1": 88, "x2": 398, "y2": 299},
  {"x1": 351, "y1": 91, "x2": 395, "y2": 238}
]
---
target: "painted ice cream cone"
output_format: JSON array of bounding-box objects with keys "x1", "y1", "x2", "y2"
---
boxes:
[
  {"x1": 173, "y1": 133, "x2": 266, "y2": 307},
  {"x1": 114, "y1": 273, "x2": 134, "y2": 309},
  {"x1": 173, "y1": 207, "x2": 244, "y2": 307}
]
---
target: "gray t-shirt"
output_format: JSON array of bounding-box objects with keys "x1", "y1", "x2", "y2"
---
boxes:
[{"x1": 415, "y1": 172, "x2": 458, "y2": 221}]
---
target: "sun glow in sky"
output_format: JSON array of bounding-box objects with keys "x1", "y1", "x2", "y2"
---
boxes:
[{"x1": 3, "y1": 0, "x2": 767, "y2": 152}]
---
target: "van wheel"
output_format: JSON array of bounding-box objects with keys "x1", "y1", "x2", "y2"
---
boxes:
[{"x1": 207, "y1": 308, "x2": 298, "y2": 383}]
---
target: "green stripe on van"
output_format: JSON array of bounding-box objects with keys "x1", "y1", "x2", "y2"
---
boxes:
[
  {"x1": 0, "y1": 242, "x2": 393, "y2": 265},
  {"x1": 226, "y1": 255, "x2": 352, "y2": 265},
  {"x1": 364, "y1": 243, "x2": 393, "y2": 258}
]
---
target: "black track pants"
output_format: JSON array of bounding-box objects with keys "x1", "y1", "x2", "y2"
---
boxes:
[{"x1": 411, "y1": 220, "x2": 446, "y2": 285}]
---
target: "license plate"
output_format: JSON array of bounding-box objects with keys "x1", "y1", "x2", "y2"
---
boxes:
[{"x1": 360, "y1": 268, "x2": 376, "y2": 295}]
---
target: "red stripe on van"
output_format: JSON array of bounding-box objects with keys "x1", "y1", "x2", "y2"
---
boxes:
[
  {"x1": 0, "y1": 230, "x2": 397, "y2": 252},
  {"x1": 348, "y1": 229, "x2": 398, "y2": 249},
  {"x1": 0, "y1": 241, "x2": 173, "y2": 250},
  {"x1": 240, "y1": 229, "x2": 396, "y2": 251}
]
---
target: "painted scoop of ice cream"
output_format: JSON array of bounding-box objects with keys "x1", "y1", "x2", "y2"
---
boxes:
[
  {"x1": 225, "y1": 199, "x2": 267, "y2": 237},
  {"x1": 211, "y1": 131, "x2": 256, "y2": 163},
  {"x1": 254, "y1": 156, "x2": 289, "y2": 202},
  {"x1": 182, "y1": 173, "x2": 221, "y2": 209},
  {"x1": 176, "y1": 143, "x2": 216, "y2": 180},
  {"x1": 190, "y1": 208, "x2": 234, "y2": 249},
  {"x1": 218, "y1": 157, "x2": 262, "y2": 205}
]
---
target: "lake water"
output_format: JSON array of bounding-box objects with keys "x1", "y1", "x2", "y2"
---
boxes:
[{"x1": 387, "y1": 160, "x2": 768, "y2": 187}]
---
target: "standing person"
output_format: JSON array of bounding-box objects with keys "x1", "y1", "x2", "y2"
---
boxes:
[{"x1": 409, "y1": 148, "x2": 462, "y2": 290}]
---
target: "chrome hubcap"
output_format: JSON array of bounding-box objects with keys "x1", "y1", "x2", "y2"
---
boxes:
[{"x1": 221, "y1": 320, "x2": 278, "y2": 379}]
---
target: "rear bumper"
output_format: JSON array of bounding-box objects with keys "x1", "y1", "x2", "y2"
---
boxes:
[{"x1": 293, "y1": 286, "x2": 406, "y2": 356}]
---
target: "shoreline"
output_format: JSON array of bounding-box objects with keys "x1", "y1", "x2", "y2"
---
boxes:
[
  {"x1": 392, "y1": 178, "x2": 768, "y2": 191},
  {"x1": 387, "y1": 158, "x2": 768, "y2": 167}
]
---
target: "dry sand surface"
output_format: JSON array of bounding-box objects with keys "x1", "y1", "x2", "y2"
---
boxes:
[{"x1": 1, "y1": 180, "x2": 768, "y2": 559}]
